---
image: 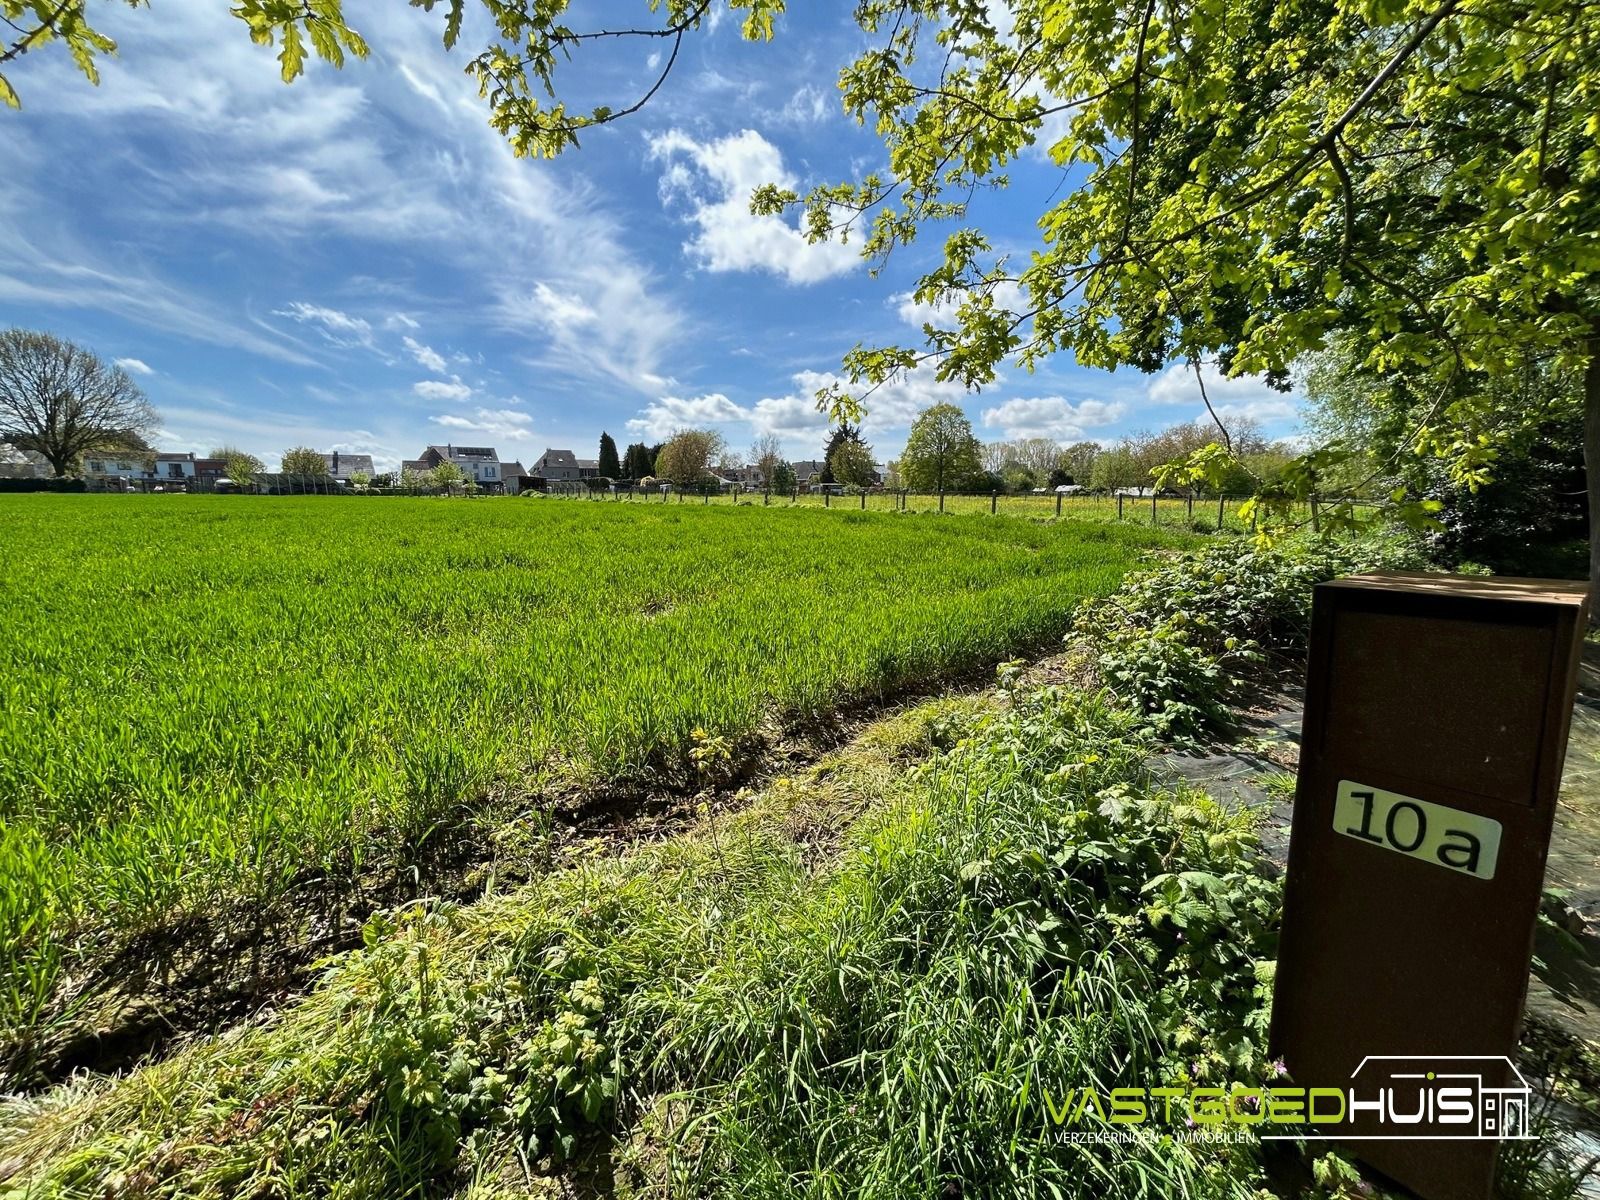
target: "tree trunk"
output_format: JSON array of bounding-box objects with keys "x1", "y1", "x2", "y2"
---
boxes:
[{"x1": 1586, "y1": 337, "x2": 1600, "y2": 624}]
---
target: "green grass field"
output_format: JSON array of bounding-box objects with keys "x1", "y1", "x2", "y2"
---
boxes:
[{"x1": 0, "y1": 494, "x2": 1194, "y2": 1079}]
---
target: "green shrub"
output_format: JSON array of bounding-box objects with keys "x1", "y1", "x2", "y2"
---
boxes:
[{"x1": 1072, "y1": 535, "x2": 1425, "y2": 741}]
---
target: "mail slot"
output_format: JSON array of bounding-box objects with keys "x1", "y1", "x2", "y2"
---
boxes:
[{"x1": 1270, "y1": 571, "x2": 1588, "y2": 1200}]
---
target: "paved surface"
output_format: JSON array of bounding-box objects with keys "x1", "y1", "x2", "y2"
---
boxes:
[{"x1": 1153, "y1": 645, "x2": 1600, "y2": 1049}]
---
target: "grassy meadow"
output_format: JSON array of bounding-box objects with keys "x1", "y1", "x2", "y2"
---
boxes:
[
  {"x1": 576, "y1": 486, "x2": 1264, "y2": 530},
  {"x1": 0, "y1": 494, "x2": 1192, "y2": 1080}
]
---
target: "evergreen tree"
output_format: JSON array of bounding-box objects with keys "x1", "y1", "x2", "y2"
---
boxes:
[
  {"x1": 621, "y1": 441, "x2": 654, "y2": 480},
  {"x1": 818, "y1": 423, "x2": 866, "y2": 485},
  {"x1": 769, "y1": 460, "x2": 796, "y2": 493},
  {"x1": 597, "y1": 431, "x2": 621, "y2": 479}
]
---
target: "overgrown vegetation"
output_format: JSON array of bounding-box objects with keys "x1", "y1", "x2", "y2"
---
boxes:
[{"x1": 1071, "y1": 537, "x2": 1425, "y2": 741}]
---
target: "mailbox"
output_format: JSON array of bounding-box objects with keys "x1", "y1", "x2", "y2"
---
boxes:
[{"x1": 1270, "y1": 571, "x2": 1588, "y2": 1200}]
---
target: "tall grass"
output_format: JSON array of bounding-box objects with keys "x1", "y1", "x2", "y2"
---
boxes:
[
  {"x1": 0, "y1": 496, "x2": 1192, "y2": 1080},
  {"x1": 0, "y1": 690, "x2": 1279, "y2": 1200}
]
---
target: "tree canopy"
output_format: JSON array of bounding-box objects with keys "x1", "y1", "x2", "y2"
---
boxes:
[
  {"x1": 654, "y1": 428, "x2": 727, "y2": 488},
  {"x1": 280, "y1": 447, "x2": 328, "y2": 478},
  {"x1": 900, "y1": 403, "x2": 983, "y2": 493},
  {"x1": 0, "y1": 329, "x2": 157, "y2": 476},
  {"x1": 621, "y1": 442, "x2": 655, "y2": 481},
  {"x1": 829, "y1": 439, "x2": 877, "y2": 489},
  {"x1": 211, "y1": 445, "x2": 263, "y2": 486}
]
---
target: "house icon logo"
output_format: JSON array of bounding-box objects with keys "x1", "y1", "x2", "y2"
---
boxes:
[{"x1": 1338, "y1": 1056, "x2": 1534, "y2": 1141}]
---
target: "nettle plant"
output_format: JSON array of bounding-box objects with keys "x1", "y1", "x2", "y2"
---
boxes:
[
  {"x1": 351, "y1": 907, "x2": 616, "y2": 1172},
  {"x1": 1072, "y1": 536, "x2": 1423, "y2": 741}
]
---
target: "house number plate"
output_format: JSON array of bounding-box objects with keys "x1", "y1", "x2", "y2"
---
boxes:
[{"x1": 1332, "y1": 780, "x2": 1503, "y2": 881}]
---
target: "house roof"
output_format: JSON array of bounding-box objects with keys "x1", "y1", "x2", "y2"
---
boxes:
[
  {"x1": 791, "y1": 460, "x2": 826, "y2": 475},
  {"x1": 431, "y1": 444, "x2": 497, "y2": 461},
  {"x1": 576, "y1": 458, "x2": 598, "y2": 470},
  {"x1": 501, "y1": 461, "x2": 527, "y2": 478},
  {"x1": 539, "y1": 448, "x2": 578, "y2": 466},
  {"x1": 154, "y1": 452, "x2": 195, "y2": 462},
  {"x1": 0, "y1": 442, "x2": 46, "y2": 466},
  {"x1": 321, "y1": 452, "x2": 375, "y2": 475}
]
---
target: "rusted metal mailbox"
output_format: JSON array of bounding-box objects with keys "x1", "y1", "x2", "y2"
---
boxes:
[{"x1": 1270, "y1": 571, "x2": 1588, "y2": 1200}]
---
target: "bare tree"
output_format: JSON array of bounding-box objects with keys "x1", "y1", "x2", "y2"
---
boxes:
[
  {"x1": 0, "y1": 330, "x2": 158, "y2": 476},
  {"x1": 750, "y1": 433, "x2": 783, "y2": 484}
]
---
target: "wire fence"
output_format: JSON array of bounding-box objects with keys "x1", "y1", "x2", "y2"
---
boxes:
[
  {"x1": 538, "y1": 483, "x2": 1374, "y2": 534},
  {"x1": 77, "y1": 476, "x2": 1377, "y2": 535}
]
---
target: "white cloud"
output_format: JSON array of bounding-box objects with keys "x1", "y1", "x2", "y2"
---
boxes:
[
  {"x1": 413, "y1": 377, "x2": 473, "y2": 402},
  {"x1": 892, "y1": 281, "x2": 1029, "y2": 333},
  {"x1": 626, "y1": 392, "x2": 749, "y2": 441},
  {"x1": 402, "y1": 335, "x2": 447, "y2": 372},
  {"x1": 789, "y1": 364, "x2": 972, "y2": 435},
  {"x1": 772, "y1": 84, "x2": 829, "y2": 126},
  {"x1": 750, "y1": 393, "x2": 831, "y2": 441},
  {"x1": 115, "y1": 357, "x2": 154, "y2": 375},
  {"x1": 273, "y1": 301, "x2": 374, "y2": 349},
  {"x1": 981, "y1": 396, "x2": 1124, "y2": 440},
  {"x1": 1146, "y1": 363, "x2": 1300, "y2": 426},
  {"x1": 431, "y1": 406, "x2": 538, "y2": 442},
  {"x1": 529, "y1": 282, "x2": 598, "y2": 330},
  {"x1": 0, "y1": 0, "x2": 686, "y2": 394},
  {"x1": 0, "y1": 250, "x2": 318, "y2": 366},
  {"x1": 649, "y1": 128, "x2": 858, "y2": 285}
]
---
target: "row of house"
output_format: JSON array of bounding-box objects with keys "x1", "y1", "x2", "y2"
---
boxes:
[{"x1": 3, "y1": 439, "x2": 877, "y2": 494}]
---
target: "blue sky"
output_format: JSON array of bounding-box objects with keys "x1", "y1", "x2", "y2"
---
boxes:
[{"x1": 0, "y1": 2, "x2": 1301, "y2": 472}]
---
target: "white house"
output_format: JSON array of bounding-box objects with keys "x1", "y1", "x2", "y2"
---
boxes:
[
  {"x1": 152, "y1": 453, "x2": 198, "y2": 483},
  {"x1": 402, "y1": 444, "x2": 506, "y2": 489},
  {"x1": 83, "y1": 453, "x2": 149, "y2": 481},
  {"x1": 83, "y1": 450, "x2": 193, "y2": 483}
]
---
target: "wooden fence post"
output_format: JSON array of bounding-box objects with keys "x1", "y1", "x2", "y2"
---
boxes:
[
  {"x1": 1056, "y1": 493, "x2": 1062, "y2": 518},
  {"x1": 1117, "y1": 493, "x2": 1124, "y2": 520},
  {"x1": 991, "y1": 490, "x2": 998, "y2": 515},
  {"x1": 1187, "y1": 494, "x2": 1194, "y2": 521},
  {"x1": 1219, "y1": 495, "x2": 1225, "y2": 529},
  {"x1": 1151, "y1": 493, "x2": 1158, "y2": 524},
  {"x1": 825, "y1": 490, "x2": 831, "y2": 508},
  {"x1": 939, "y1": 490, "x2": 945, "y2": 513}
]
